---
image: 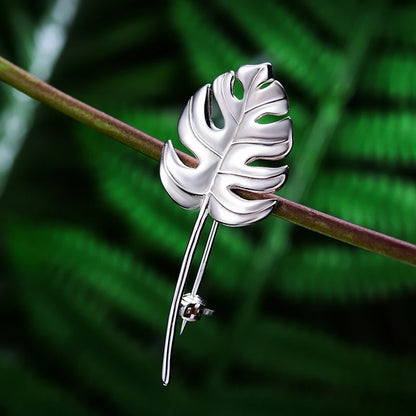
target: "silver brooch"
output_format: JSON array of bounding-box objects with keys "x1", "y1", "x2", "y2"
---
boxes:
[{"x1": 160, "y1": 63, "x2": 293, "y2": 385}]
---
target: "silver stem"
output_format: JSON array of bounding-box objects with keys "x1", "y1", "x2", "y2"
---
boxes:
[
  {"x1": 161, "y1": 198, "x2": 209, "y2": 386},
  {"x1": 180, "y1": 219, "x2": 219, "y2": 335},
  {"x1": 192, "y1": 220, "x2": 219, "y2": 296}
]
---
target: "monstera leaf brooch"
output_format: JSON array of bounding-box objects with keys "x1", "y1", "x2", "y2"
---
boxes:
[{"x1": 160, "y1": 63, "x2": 293, "y2": 385}]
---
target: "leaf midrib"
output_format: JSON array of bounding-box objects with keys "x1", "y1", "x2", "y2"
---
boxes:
[{"x1": 205, "y1": 66, "x2": 264, "y2": 203}]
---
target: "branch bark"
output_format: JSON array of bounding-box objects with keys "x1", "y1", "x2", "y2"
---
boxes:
[{"x1": 1, "y1": 55, "x2": 415, "y2": 267}]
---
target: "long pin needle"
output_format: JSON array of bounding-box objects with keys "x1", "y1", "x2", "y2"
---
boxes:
[
  {"x1": 180, "y1": 219, "x2": 219, "y2": 335},
  {"x1": 162, "y1": 201, "x2": 209, "y2": 386}
]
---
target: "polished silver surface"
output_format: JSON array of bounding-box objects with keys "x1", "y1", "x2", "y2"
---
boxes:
[
  {"x1": 160, "y1": 62, "x2": 292, "y2": 226},
  {"x1": 160, "y1": 63, "x2": 293, "y2": 385}
]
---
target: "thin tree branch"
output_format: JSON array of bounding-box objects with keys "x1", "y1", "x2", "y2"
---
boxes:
[
  {"x1": 1, "y1": 55, "x2": 415, "y2": 267},
  {"x1": 0, "y1": 56, "x2": 191, "y2": 164},
  {"x1": 275, "y1": 196, "x2": 416, "y2": 266}
]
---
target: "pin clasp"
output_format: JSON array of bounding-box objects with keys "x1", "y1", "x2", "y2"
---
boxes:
[{"x1": 179, "y1": 293, "x2": 214, "y2": 322}]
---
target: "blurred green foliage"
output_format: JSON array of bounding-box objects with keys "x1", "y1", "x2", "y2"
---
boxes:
[{"x1": 1, "y1": 0, "x2": 416, "y2": 414}]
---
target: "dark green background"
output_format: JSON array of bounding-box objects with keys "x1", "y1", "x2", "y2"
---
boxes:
[{"x1": 1, "y1": 0, "x2": 416, "y2": 414}]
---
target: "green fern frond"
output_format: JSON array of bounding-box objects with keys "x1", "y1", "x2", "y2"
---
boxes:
[
  {"x1": 360, "y1": 54, "x2": 416, "y2": 101},
  {"x1": 0, "y1": 359, "x2": 96, "y2": 416},
  {"x1": 60, "y1": 13, "x2": 163, "y2": 70},
  {"x1": 293, "y1": 0, "x2": 361, "y2": 43},
  {"x1": 172, "y1": 0, "x2": 247, "y2": 83},
  {"x1": 76, "y1": 60, "x2": 178, "y2": 106},
  {"x1": 217, "y1": 385, "x2": 412, "y2": 416},
  {"x1": 18, "y1": 287, "x2": 164, "y2": 415},
  {"x1": 2, "y1": 3, "x2": 35, "y2": 66},
  {"x1": 331, "y1": 112, "x2": 416, "y2": 165},
  {"x1": 382, "y1": 5, "x2": 416, "y2": 47},
  {"x1": 6, "y1": 221, "x2": 172, "y2": 330},
  {"x1": 5, "y1": 223, "x2": 178, "y2": 412},
  {"x1": 277, "y1": 246, "x2": 416, "y2": 300},
  {"x1": 242, "y1": 319, "x2": 416, "y2": 398},
  {"x1": 308, "y1": 172, "x2": 416, "y2": 242},
  {"x1": 219, "y1": 0, "x2": 341, "y2": 97}
]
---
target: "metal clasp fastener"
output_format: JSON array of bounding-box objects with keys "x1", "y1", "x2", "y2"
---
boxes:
[{"x1": 179, "y1": 293, "x2": 214, "y2": 323}]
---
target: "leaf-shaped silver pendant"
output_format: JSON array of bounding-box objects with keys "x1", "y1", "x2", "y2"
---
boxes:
[{"x1": 160, "y1": 63, "x2": 293, "y2": 385}]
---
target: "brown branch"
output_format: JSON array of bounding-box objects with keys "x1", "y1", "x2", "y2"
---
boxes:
[
  {"x1": 1, "y1": 55, "x2": 415, "y2": 267},
  {"x1": 0, "y1": 56, "x2": 191, "y2": 164},
  {"x1": 274, "y1": 197, "x2": 416, "y2": 266}
]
